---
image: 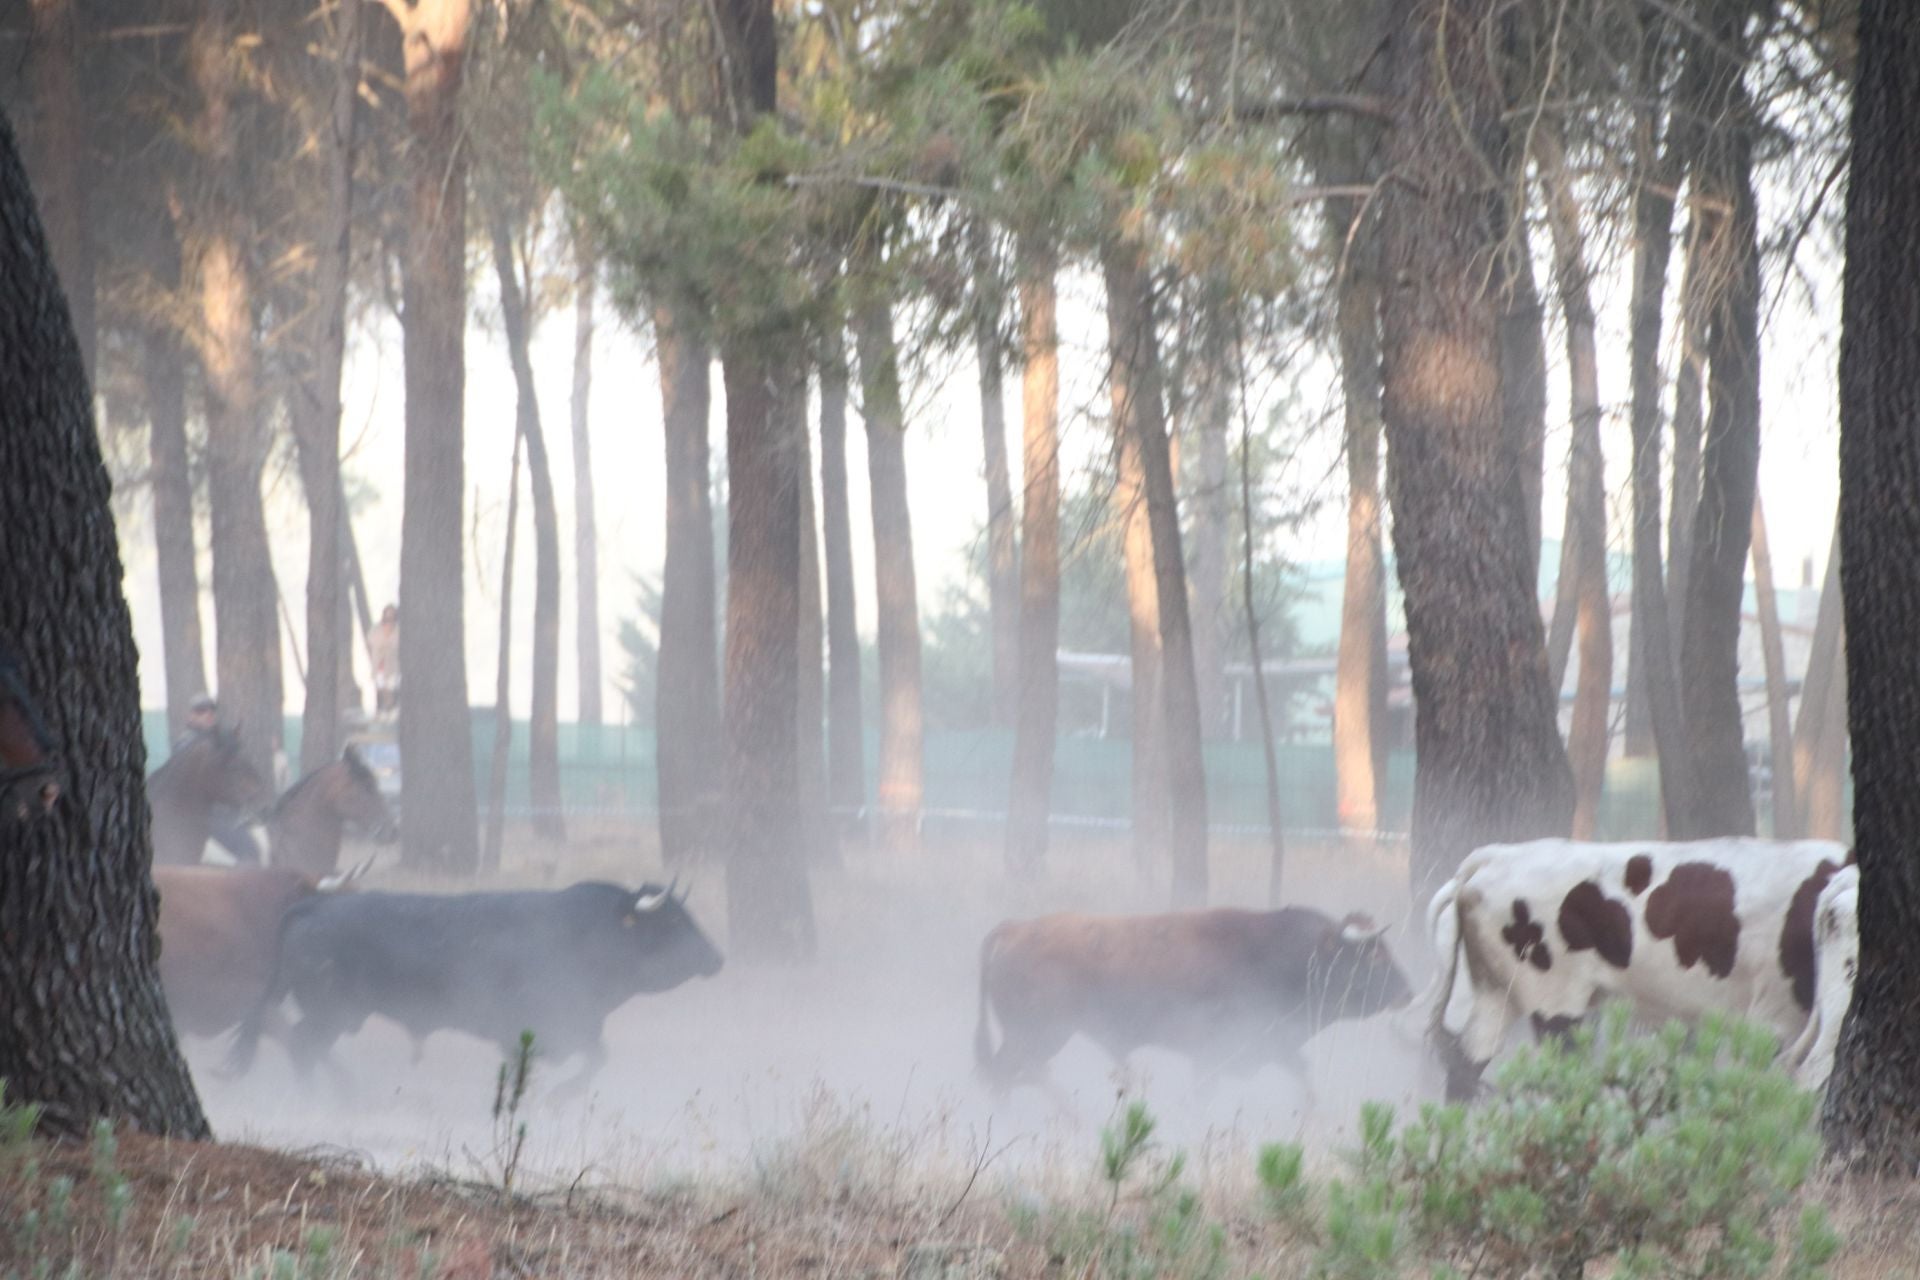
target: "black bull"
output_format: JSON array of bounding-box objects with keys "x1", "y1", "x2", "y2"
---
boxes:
[
  {"x1": 226, "y1": 881, "x2": 724, "y2": 1088},
  {"x1": 974, "y1": 906, "x2": 1413, "y2": 1098}
]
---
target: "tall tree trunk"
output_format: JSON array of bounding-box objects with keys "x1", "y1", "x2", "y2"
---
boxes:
[
  {"x1": 1104, "y1": 242, "x2": 1208, "y2": 907},
  {"x1": 974, "y1": 229, "x2": 1020, "y2": 729},
  {"x1": 1794, "y1": 521, "x2": 1847, "y2": 838},
  {"x1": 720, "y1": 338, "x2": 816, "y2": 959},
  {"x1": 1750, "y1": 493, "x2": 1797, "y2": 838},
  {"x1": 856, "y1": 289, "x2": 925, "y2": 854},
  {"x1": 291, "y1": 0, "x2": 360, "y2": 776},
  {"x1": 1627, "y1": 16, "x2": 1698, "y2": 828},
  {"x1": 655, "y1": 308, "x2": 722, "y2": 866},
  {"x1": 143, "y1": 320, "x2": 207, "y2": 737},
  {"x1": 482, "y1": 433, "x2": 523, "y2": 874},
  {"x1": 1187, "y1": 311, "x2": 1233, "y2": 742},
  {"x1": 1006, "y1": 241, "x2": 1061, "y2": 878},
  {"x1": 1666, "y1": 210, "x2": 1710, "y2": 650},
  {"x1": 571, "y1": 238, "x2": 603, "y2": 727},
  {"x1": 488, "y1": 210, "x2": 564, "y2": 841},
  {"x1": 1540, "y1": 128, "x2": 1613, "y2": 838},
  {"x1": 1501, "y1": 214, "x2": 1548, "y2": 591},
  {"x1": 391, "y1": 0, "x2": 478, "y2": 874},
  {"x1": 1676, "y1": 78, "x2": 1761, "y2": 840},
  {"x1": 24, "y1": 0, "x2": 92, "y2": 382},
  {"x1": 1112, "y1": 318, "x2": 1167, "y2": 878},
  {"x1": 1821, "y1": 0, "x2": 1920, "y2": 1167},
  {"x1": 189, "y1": 0, "x2": 282, "y2": 780},
  {"x1": 818, "y1": 311, "x2": 866, "y2": 835},
  {"x1": 1331, "y1": 202, "x2": 1390, "y2": 833},
  {"x1": 0, "y1": 104, "x2": 209, "y2": 1138},
  {"x1": 796, "y1": 381, "x2": 832, "y2": 866},
  {"x1": 1379, "y1": 0, "x2": 1574, "y2": 904}
]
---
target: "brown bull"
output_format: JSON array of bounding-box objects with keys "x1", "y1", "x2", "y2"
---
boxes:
[
  {"x1": 974, "y1": 906, "x2": 1412, "y2": 1098},
  {"x1": 153, "y1": 865, "x2": 355, "y2": 1038}
]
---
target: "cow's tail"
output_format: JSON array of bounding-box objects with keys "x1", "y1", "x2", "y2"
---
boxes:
[
  {"x1": 1396, "y1": 877, "x2": 1464, "y2": 1044},
  {"x1": 222, "y1": 896, "x2": 309, "y2": 1078},
  {"x1": 974, "y1": 926, "x2": 1005, "y2": 1077}
]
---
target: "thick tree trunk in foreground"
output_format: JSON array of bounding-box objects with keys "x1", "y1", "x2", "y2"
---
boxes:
[
  {"x1": 1676, "y1": 97, "x2": 1761, "y2": 840},
  {"x1": 488, "y1": 212, "x2": 564, "y2": 841},
  {"x1": 189, "y1": 0, "x2": 282, "y2": 781},
  {"x1": 1331, "y1": 203, "x2": 1390, "y2": 833},
  {"x1": 1104, "y1": 243, "x2": 1208, "y2": 906},
  {"x1": 818, "y1": 315, "x2": 866, "y2": 835},
  {"x1": 1822, "y1": 0, "x2": 1920, "y2": 1167},
  {"x1": 391, "y1": 0, "x2": 478, "y2": 874},
  {"x1": 0, "y1": 105, "x2": 208, "y2": 1139},
  {"x1": 1379, "y1": 0, "x2": 1574, "y2": 904},
  {"x1": 721, "y1": 340, "x2": 816, "y2": 959},
  {"x1": 24, "y1": 0, "x2": 93, "y2": 382},
  {"x1": 482, "y1": 434, "x2": 522, "y2": 875},
  {"x1": 856, "y1": 291, "x2": 926, "y2": 854},
  {"x1": 1627, "y1": 21, "x2": 1696, "y2": 827},
  {"x1": 1006, "y1": 244, "x2": 1061, "y2": 877},
  {"x1": 144, "y1": 320, "x2": 207, "y2": 737},
  {"x1": 571, "y1": 241, "x2": 603, "y2": 727},
  {"x1": 975, "y1": 236, "x2": 1020, "y2": 729},
  {"x1": 1750, "y1": 495, "x2": 1797, "y2": 838},
  {"x1": 1794, "y1": 523, "x2": 1848, "y2": 839},
  {"x1": 292, "y1": 0, "x2": 360, "y2": 775},
  {"x1": 1113, "y1": 334, "x2": 1167, "y2": 876},
  {"x1": 1541, "y1": 129, "x2": 1613, "y2": 838},
  {"x1": 655, "y1": 309, "x2": 722, "y2": 866}
]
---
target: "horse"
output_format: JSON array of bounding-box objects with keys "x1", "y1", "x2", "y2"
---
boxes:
[
  {"x1": 148, "y1": 727, "x2": 273, "y2": 866},
  {"x1": 264, "y1": 748, "x2": 397, "y2": 877},
  {"x1": 0, "y1": 648, "x2": 60, "y2": 820}
]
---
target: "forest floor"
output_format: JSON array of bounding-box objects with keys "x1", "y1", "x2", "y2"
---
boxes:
[{"x1": 7, "y1": 828, "x2": 1911, "y2": 1277}]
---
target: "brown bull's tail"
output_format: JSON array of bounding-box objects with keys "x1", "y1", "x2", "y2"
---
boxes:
[{"x1": 974, "y1": 925, "x2": 1005, "y2": 1076}]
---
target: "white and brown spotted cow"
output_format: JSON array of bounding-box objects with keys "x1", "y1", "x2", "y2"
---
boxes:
[{"x1": 1422, "y1": 838, "x2": 1858, "y2": 1100}]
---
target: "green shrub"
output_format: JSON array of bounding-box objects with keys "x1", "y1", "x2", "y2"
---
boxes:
[{"x1": 1289, "y1": 1004, "x2": 1840, "y2": 1280}]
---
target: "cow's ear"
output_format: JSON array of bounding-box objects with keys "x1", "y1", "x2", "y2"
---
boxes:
[{"x1": 634, "y1": 888, "x2": 669, "y2": 912}]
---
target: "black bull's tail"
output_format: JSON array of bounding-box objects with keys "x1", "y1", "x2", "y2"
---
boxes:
[
  {"x1": 974, "y1": 925, "x2": 1004, "y2": 1077},
  {"x1": 222, "y1": 895, "x2": 314, "y2": 1077}
]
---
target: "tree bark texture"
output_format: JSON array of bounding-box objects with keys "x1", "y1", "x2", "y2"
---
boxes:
[
  {"x1": 1187, "y1": 311, "x2": 1233, "y2": 742},
  {"x1": 975, "y1": 233, "x2": 1021, "y2": 729},
  {"x1": 1821, "y1": 0, "x2": 1920, "y2": 1167},
  {"x1": 1666, "y1": 210, "x2": 1710, "y2": 650},
  {"x1": 1104, "y1": 243, "x2": 1209, "y2": 907},
  {"x1": 655, "y1": 309, "x2": 723, "y2": 866},
  {"x1": 488, "y1": 211, "x2": 564, "y2": 841},
  {"x1": 1006, "y1": 244, "x2": 1061, "y2": 878},
  {"x1": 1749, "y1": 494, "x2": 1797, "y2": 838},
  {"x1": 1378, "y1": 0, "x2": 1574, "y2": 904},
  {"x1": 188, "y1": 0, "x2": 282, "y2": 781},
  {"x1": 392, "y1": 0, "x2": 479, "y2": 874},
  {"x1": 0, "y1": 104, "x2": 209, "y2": 1139},
  {"x1": 818, "y1": 313, "x2": 866, "y2": 834},
  {"x1": 1540, "y1": 129, "x2": 1612, "y2": 839},
  {"x1": 1111, "y1": 314, "x2": 1167, "y2": 878},
  {"x1": 1330, "y1": 201, "x2": 1390, "y2": 833},
  {"x1": 856, "y1": 291, "x2": 926, "y2": 855},
  {"x1": 571, "y1": 240, "x2": 604, "y2": 726},
  {"x1": 1676, "y1": 82, "x2": 1761, "y2": 840},
  {"x1": 23, "y1": 0, "x2": 93, "y2": 382},
  {"x1": 721, "y1": 340, "x2": 816, "y2": 959},
  {"x1": 291, "y1": 0, "x2": 360, "y2": 775},
  {"x1": 143, "y1": 321, "x2": 207, "y2": 738},
  {"x1": 1500, "y1": 215, "x2": 1548, "y2": 592},
  {"x1": 1794, "y1": 522, "x2": 1847, "y2": 839}
]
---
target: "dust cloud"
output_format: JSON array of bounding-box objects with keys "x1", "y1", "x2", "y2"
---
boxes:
[{"x1": 183, "y1": 828, "x2": 1442, "y2": 1192}]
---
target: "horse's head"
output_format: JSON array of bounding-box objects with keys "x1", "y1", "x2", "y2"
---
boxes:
[{"x1": 337, "y1": 746, "x2": 399, "y2": 842}]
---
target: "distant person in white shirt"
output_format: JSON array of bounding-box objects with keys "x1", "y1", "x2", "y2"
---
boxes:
[{"x1": 370, "y1": 604, "x2": 400, "y2": 715}]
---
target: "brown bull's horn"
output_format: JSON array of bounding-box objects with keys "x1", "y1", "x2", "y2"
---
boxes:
[{"x1": 635, "y1": 886, "x2": 670, "y2": 912}]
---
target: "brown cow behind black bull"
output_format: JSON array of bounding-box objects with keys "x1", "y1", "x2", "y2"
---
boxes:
[{"x1": 974, "y1": 906, "x2": 1413, "y2": 1102}]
